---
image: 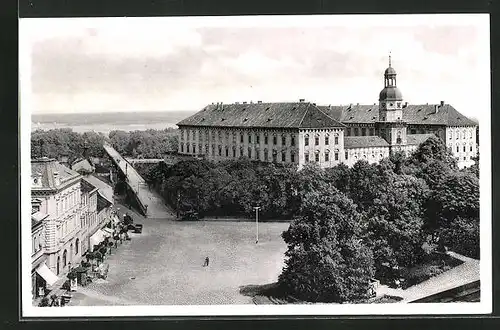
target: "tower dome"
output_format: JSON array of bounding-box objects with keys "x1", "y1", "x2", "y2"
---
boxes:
[{"x1": 379, "y1": 53, "x2": 402, "y2": 101}]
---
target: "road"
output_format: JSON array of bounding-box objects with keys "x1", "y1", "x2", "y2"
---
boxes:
[{"x1": 103, "y1": 144, "x2": 174, "y2": 218}]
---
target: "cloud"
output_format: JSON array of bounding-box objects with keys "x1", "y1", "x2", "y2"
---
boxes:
[{"x1": 24, "y1": 18, "x2": 488, "y2": 119}]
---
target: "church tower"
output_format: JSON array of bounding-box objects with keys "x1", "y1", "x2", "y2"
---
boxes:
[{"x1": 376, "y1": 54, "x2": 407, "y2": 147}]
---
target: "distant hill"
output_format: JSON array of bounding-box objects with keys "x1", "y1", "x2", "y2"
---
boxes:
[{"x1": 32, "y1": 111, "x2": 196, "y2": 126}]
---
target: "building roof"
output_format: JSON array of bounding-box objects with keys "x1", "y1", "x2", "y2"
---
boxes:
[
  {"x1": 344, "y1": 136, "x2": 390, "y2": 149},
  {"x1": 407, "y1": 133, "x2": 436, "y2": 146},
  {"x1": 31, "y1": 211, "x2": 48, "y2": 229},
  {"x1": 31, "y1": 158, "x2": 81, "y2": 189},
  {"x1": 97, "y1": 193, "x2": 112, "y2": 212},
  {"x1": 83, "y1": 175, "x2": 114, "y2": 203},
  {"x1": 81, "y1": 178, "x2": 98, "y2": 194},
  {"x1": 318, "y1": 103, "x2": 477, "y2": 127},
  {"x1": 71, "y1": 158, "x2": 95, "y2": 173},
  {"x1": 177, "y1": 102, "x2": 345, "y2": 129}
]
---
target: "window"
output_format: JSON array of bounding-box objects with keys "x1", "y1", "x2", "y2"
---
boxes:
[
  {"x1": 225, "y1": 147, "x2": 229, "y2": 157},
  {"x1": 325, "y1": 151, "x2": 329, "y2": 162},
  {"x1": 239, "y1": 147, "x2": 243, "y2": 157},
  {"x1": 345, "y1": 151, "x2": 348, "y2": 159},
  {"x1": 456, "y1": 132, "x2": 459, "y2": 140},
  {"x1": 380, "y1": 154, "x2": 383, "y2": 159},
  {"x1": 264, "y1": 135, "x2": 269, "y2": 145},
  {"x1": 315, "y1": 152, "x2": 320, "y2": 162},
  {"x1": 456, "y1": 145, "x2": 459, "y2": 152},
  {"x1": 335, "y1": 152, "x2": 339, "y2": 161},
  {"x1": 362, "y1": 128, "x2": 367, "y2": 136},
  {"x1": 218, "y1": 145, "x2": 222, "y2": 156},
  {"x1": 305, "y1": 153, "x2": 309, "y2": 162},
  {"x1": 325, "y1": 135, "x2": 329, "y2": 145},
  {"x1": 291, "y1": 153, "x2": 295, "y2": 163},
  {"x1": 212, "y1": 145, "x2": 215, "y2": 156},
  {"x1": 256, "y1": 135, "x2": 260, "y2": 144},
  {"x1": 354, "y1": 128, "x2": 359, "y2": 136},
  {"x1": 272, "y1": 150, "x2": 277, "y2": 163},
  {"x1": 248, "y1": 147, "x2": 252, "y2": 159},
  {"x1": 396, "y1": 131, "x2": 402, "y2": 144},
  {"x1": 397, "y1": 102, "x2": 401, "y2": 107},
  {"x1": 304, "y1": 135, "x2": 309, "y2": 146},
  {"x1": 264, "y1": 150, "x2": 268, "y2": 161},
  {"x1": 233, "y1": 147, "x2": 236, "y2": 158},
  {"x1": 205, "y1": 145, "x2": 209, "y2": 154},
  {"x1": 248, "y1": 134, "x2": 252, "y2": 143},
  {"x1": 470, "y1": 145, "x2": 473, "y2": 152},
  {"x1": 273, "y1": 135, "x2": 277, "y2": 145},
  {"x1": 181, "y1": 131, "x2": 185, "y2": 141},
  {"x1": 464, "y1": 157, "x2": 466, "y2": 161},
  {"x1": 315, "y1": 136, "x2": 319, "y2": 146},
  {"x1": 193, "y1": 144, "x2": 196, "y2": 154},
  {"x1": 57, "y1": 257, "x2": 60, "y2": 275},
  {"x1": 334, "y1": 136, "x2": 339, "y2": 145},
  {"x1": 240, "y1": 134, "x2": 244, "y2": 143},
  {"x1": 291, "y1": 136, "x2": 295, "y2": 146},
  {"x1": 346, "y1": 129, "x2": 351, "y2": 136},
  {"x1": 282, "y1": 152, "x2": 286, "y2": 162},
  {"x1": 463, "y1": 146, "x2": 466, "y2": 152},
  {"x1": 282, "y1": 135, "x2": 286, "y2": 145},
  {"x1": 63, "y1": 250, "x2": 67, "y2": 267},
  {"x1": 187, "y1": 144, "x2": 190, "y2": 153},
  {"x1": 411, "y1": 129, "x2": 417, "y2": 135},
  {"x1": 370, "y1": 128, "x2": 375, "y2": 136}
]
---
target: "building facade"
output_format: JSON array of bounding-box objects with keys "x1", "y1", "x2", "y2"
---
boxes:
[
  {"x1": 31, "y1": 158, "x2": 83, "y2": 280},
  {"x1": 177, "y1": 59, "x2": 478, "y2": 169}
]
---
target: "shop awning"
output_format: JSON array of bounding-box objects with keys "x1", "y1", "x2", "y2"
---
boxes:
[
  {"x1": 36, "y1": 263, "x2": 59, "y2": 286},
  {"x1": 90, "y1": 230, "x2": 105, "y2": 249}
]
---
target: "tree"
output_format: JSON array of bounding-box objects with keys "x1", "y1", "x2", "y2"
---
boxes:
[
  {"x1": 279, "y1": 182, "x2": 374, "y2": 303},
  {"x1": 363, "y1": 172, "x2": 430, "y2": 275}
]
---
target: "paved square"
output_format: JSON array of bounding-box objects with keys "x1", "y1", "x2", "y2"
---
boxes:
[{"x1": 70, "y1": 216, "x2": 289, "y2": 305}]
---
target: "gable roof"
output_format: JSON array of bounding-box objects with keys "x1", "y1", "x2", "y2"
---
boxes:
[
  {"x1": 71, "y1": 158, "x2": 95, "y2": 172},
  {"x1": 318, "y1": 103, "x2": 477, "y2": 127},
  {"x1": 31, "y1": 158, "x2": 81, "y2": 189},
  {"x1": 407, "y1": 133, "x2": 436, "y2": 146},
  {"x1": 81, "y1": 178, "x2": 98, "y2": 194},
  {"x1": 344, "y1": 136, "x2": 390, "y2": 149},
  {"x1": 177, "y1": 102, "x2": 345, "y2": 129},
  {"x1": 97, "y1": 193, "x2": 112, "y2": 212},
  {"x1": 83, "y1": 175, "x2": 114, "y2": 203}
]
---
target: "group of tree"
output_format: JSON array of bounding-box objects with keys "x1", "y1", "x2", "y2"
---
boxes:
[
  {"x1": 31, "y1": 129, "x2": 108, "y2": 162},
  {"x1": 145, "y1": 136, "x2": 479, "y2": 303},
  {"x1": 109, "y1": 128, "x2": 178, "y2": 159}
]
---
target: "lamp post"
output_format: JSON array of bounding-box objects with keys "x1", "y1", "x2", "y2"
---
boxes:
[{"x1": 253, "y1": 206, "x2": 261, "y2": 244}]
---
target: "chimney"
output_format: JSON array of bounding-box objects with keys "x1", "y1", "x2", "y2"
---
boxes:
[
  {"x1": 299, "y1": 99, "x2": 305, "y2": 102},
  {"x1": 53, "y1": 171, "x2": 60, "y2": 186},
  {"x1": 440, "y1": 100, "x2": 445, "y2": 107},
  {"x1": 434, "y1": 105, "x2": 439, "y2": 113},
  {"x1": 243, "y1": 101, "x2": 247, "y2": 104},
  {"x1": 257, "y1": 100, "x2": 262, "y2": 104},
  {"x1": 404, "y1": 102, "x2": 408, "y2": 108}
]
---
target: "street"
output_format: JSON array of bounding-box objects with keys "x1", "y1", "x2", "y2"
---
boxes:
[{"x1": 69, "y1": 208, "x2": 289, "y2": 306}]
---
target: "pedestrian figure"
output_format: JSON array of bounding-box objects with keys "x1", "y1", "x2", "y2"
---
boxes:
[{"x1": 203, "y1": 256, "x2": 210, "y2": 267}]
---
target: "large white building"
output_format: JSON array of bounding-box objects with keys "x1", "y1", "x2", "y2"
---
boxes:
[{"x1": 177, "y1": 59, "x2": 478, "y2": 169}]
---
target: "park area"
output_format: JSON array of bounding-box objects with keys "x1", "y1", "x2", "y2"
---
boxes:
[{"x1": 68, "y1": 212, "x2": 289, "y2": 306}]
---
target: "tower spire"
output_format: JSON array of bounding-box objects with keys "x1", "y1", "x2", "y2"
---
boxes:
[{"x1": 389, "y1": 51, "x2": 392, "y2": 67}]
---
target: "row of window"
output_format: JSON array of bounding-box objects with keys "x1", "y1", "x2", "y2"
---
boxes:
[
  {"x1": 56, "y1": 189, "x2": 79, "y2": 217},
  {"x1": 81, "y1": 212, "x2": 97, "y2": 229},
  {"x1": 346, "y1": 127, "x2": 376, "y2": 137},
  {"x1": 451, "y1": 145, "x2": 475, "y2": 153},
  {"x1": 55, "y1": 238, "x2": 80, "y2": 275},
  {"x1": 182, "y1": 130, "x2": 297, "y2": 146},
  {"x1": 59, "y1": 215, "x2": 77, "y2": 240},
  {"x1": 304, "y1": 151, "x2": 340, "y2": 163},
  {"x1": 181, "y1": 143, "x2": 298, "y2": 162},
  {"x1": 304, "y1": 135, "x2": 339, "y2": 146},
  {"x1": 448, "y1": 130, "x2": 474, "y2": 140}
]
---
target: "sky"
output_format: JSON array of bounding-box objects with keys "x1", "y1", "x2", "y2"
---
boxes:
[{"x1": 19, "y1": 14, "x2": 490, "y2": 119}]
